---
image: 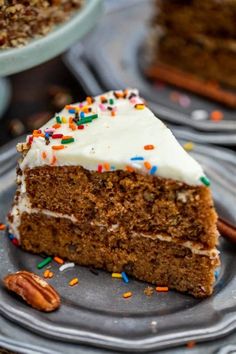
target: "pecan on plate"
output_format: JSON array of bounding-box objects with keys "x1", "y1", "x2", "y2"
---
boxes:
[{"x1": 3, "y1": 271, "x2": 60, "y2": 312}]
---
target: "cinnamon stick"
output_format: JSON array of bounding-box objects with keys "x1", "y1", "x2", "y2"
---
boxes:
[
  {"x1": 217, "y1": 217, "x2": 236, "y2": 243},
  {"x1": 146, "y1": 62, "x2": 236, "y2": 108}
]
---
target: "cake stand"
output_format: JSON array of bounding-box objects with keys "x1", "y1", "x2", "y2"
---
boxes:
[{"x1": 0, "y1": 0, "x2": 103, "y2": 117}]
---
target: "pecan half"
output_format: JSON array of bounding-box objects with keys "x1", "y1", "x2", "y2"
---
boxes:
[{"x1": 3, "y1": 271, "x2": 60, "y2": 312}]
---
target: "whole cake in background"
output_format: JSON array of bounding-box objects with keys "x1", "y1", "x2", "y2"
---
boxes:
[
  {"x1": 0, "y1": 0, "x2": 83, "y2": 49},
  {"x1": 151, "y1": 0, "x2": 236, "y2": 89},
  {"x1": 8, "y1": 89, "x2": 220, "y2": 298}
]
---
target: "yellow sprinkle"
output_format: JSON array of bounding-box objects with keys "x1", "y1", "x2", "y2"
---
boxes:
[
  {"x1": 61, "y1": 116, "x2": 67, "y2": 123},
  {"x1": 123, "y1": 291, "x2": 133, "y2": 299},
  {"x1": 82, "y1": 105, "x2": 89, "y2": 113},
  {"x1": 69, "y1": 278, "x2": 79, "y2": 286},
  {"x1": 135, "y1": 104, "x2": 145, "y2": 110},
  {"x1": 183, "y1": 142, "x2": 194, "y2": 151},
  {"x1": 112, "y1": 273, "x2": 122, "y2": 279}
]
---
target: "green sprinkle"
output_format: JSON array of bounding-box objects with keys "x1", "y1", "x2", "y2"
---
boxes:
[
  {"x1": 56, "y1": 116, "x2": 61, "y2": 124},
  {"x1": 109, "y1": 98, "x2": 114, "y2": 105},
  {"x1": 61, "y1": 138, "x2": 75, "y2": 144},
  {"x1": 89, "y1": 114, "x2": 98, "y2": 120},
  {"x1": 77, "y1": 117, "x2": 93, "y2": 125},
  {"x1": 37, "y1": 257, "x2": 52, "y2": 269},
  {"x1": 200, "y1": 176, "x2": 211, "y2": 186}
]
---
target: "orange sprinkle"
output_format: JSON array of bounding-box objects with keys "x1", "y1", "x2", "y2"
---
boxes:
[
  {"x1": 144, "y1": 144, "x2": 155, "y2": 150},
  {"x1": 123, "y1": 291, "x2": 133, "y2": 299},
  {"x1": 43, "y1": 269, "x2": 50, "y2": 278},
  {"x1": 52, "y1": 123, "x2": 61, "y2": 129},
  {"x1": 210, "y1": 110, "x2": 224, "y2": 122},
  {"x1": 52, "y1": 145, "x2": 64, "y2": 150},
  {"x1": 33, "y1": 129, "x2": 41, "y2": 135},
  {"x1": 53, "y1": 256, "x2": 64, "y2": 265},
  {"x1": 0, "y1": 224, "x2": 6, "y2": 230},
  {"x1": 86, "y1": 96, "x2": 93, "y2": 105},
  {"x1": 123, "y1": 89, "x2": 129, "y2": 97},
  {"x1": 111, "y1": 111, "x2": 116, "y2": 117},
  {"x1": 69, "y1": 123, "x2": 77, "y2": 131},
  {"x1": 33, "y1": 133, "x2": 45, "y2": 138},
  {"x1": 186, "y1": 341, "x2": 196, "y2": 349},
  {"x1": 156, "y1": 286, "x2": 169, "y2": 292},
  {"x1": 103, "y1": 162, "x2": 110, "y2": 171},
  {"x1": 62, "y1": 135, "x2": 73, "y2": 140},
  {"x1": 69, "y1": 278, "x2": 79, "y2": 286},
  {"x1": 100, "y1": 95, "x2": 106, "y2": 102},
  {"x1": 65, "y1": 105, "x2": 74, "y2": 109},
  {"x1": 69, "y1": 117, "x2": 73, "y2": 124},
  {"x1": 126, "y1": 165, "x2": 135, "y2": 173},
  {"x1": 144, "y1": 161, "x2": 151, "y2": 170},
  {"x1": 114, "y1": 92, "x2": 124, "y2": 98},
  {"x1": 41, "y1": 151, "x2": 47, "y2": 159},
  {"x1": 43, "y1": 270, "x2": 54, "y2": 279},
  {"x1": 51, "y1": 155, "x2": 57, "y2": 165}
]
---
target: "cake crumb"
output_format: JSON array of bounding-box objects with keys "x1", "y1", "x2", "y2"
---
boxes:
[{"x1": 144, "y1": 286, "x2": 154, "y2": 296}]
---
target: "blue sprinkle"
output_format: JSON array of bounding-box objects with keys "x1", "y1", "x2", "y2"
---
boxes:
[
  {"x1": 215, "y1": 269, "x2": 220, "y2": 280},
  {"x1": 80, "y1": 111, "x2": 85, "y2": 119},
  {"x1": 121, "y1": 271, "x2": 129, "y2": 283},
  {"x1": 8, "y1": 233, "x2": 14, "y2": 240},
  {"x1": 150, "y1": 166, "x2": 158, "y2": 175},
  {"x1": 111, "y1": 166, "x2": 116, "y2": 170},
  {"x1": 45, "y1": 133, "x2": 50, "y2": 139},
  {"x1": 68, "y1": 109, "x2": 75, "y2": 114},
  {"x1": 130, "y1": 157, "x2": 144, "y2": 161}
]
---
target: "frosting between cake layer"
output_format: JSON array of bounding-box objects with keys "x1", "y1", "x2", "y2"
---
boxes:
[
  {"x1": 20, "y1": 89, "x2": 206, "y2": 186},
  {"x1": 10, "y1": 192, "x2": 219, "y2": 258}
]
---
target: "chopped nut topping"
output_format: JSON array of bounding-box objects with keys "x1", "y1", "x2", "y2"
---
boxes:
[{"x1": 0, "y1": 0, "x2": 83, "y2": 48}]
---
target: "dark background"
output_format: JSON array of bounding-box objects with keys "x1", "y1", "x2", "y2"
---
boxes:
[{"x1": 0, "y1": 56, "x2": 85, "y2": 147}]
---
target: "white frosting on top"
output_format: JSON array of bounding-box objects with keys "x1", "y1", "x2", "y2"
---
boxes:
[{"x1": 20, "y1": 89, "x2": 205, "y2": 185}]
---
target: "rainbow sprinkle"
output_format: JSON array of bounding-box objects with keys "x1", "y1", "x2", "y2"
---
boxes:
[
  {"x1": 0, "y1": 223, "x2": 6, "y2": 230},
  {"x1": 130, "y1": 156, "x2": 144, "y2": 161},
  {"x1": 200, "y1": 176, "x2": 210, "y2": 186},
  {"x1": 112, "y1": 273, "x2": 122, "y2": 279},
  {"x1": 121, "y1": 271, "x2": 129, "y2": 283},
  {"x1": 37, "y1": 257, "x2": 52, "y2": 269},
  {"x1": 150, "y1": 166, "x2": 158, "y2": 175},
  {"x1": 156, "y1": 286, "x2": 169, "y2": 292},
  {"x1": 69, "y1": 278, "x2": 79, "y2": 286},
  {"x1": 123, "y1": 291, "x2": 132, "y2": 299},
  {"x1": 61, "y1": 137, "x2": 74, "y2": 144},
  {"x1": 144, "y1": 144, "x2": 155, "y2": 150}
]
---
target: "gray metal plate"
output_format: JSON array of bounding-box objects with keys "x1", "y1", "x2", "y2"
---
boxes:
[
  {"x1": 0, "y1": 133, "x2": 236, "y2": 352},
  {"x1": 64, "y1": 0, "x2": 236, "y2": 143}
]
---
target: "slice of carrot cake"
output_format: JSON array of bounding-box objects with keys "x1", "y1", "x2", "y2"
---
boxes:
[{"x1": 8, "y1": 89, "x2": 220, "y2": 297}]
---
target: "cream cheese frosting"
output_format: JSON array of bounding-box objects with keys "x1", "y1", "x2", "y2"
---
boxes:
[{"x1": 20, "y1": 89, "x2": 207, "y2": 186}]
